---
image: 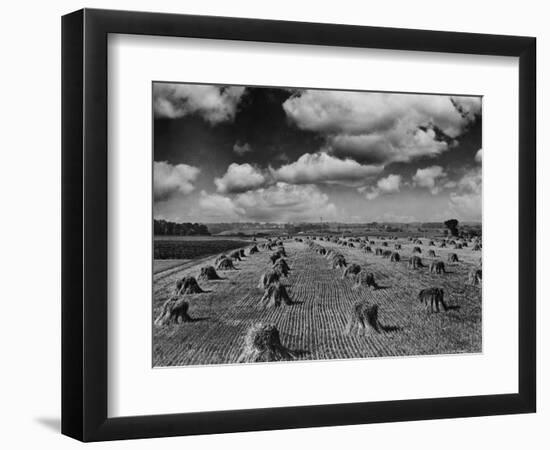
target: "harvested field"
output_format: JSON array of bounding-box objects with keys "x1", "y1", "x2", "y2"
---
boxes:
[{"x1": 153, "y1": 237, "x2": 481, "y2": 366}]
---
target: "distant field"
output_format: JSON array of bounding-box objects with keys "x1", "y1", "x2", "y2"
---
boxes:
[
  {"x1": 153, "y1": 236, "x2": 482, "y2": 367},
  {"x1": 215, "y1": 229, "x2": 284, "y2": 236},
  {"x1": 154, "y1": 236, "x2": 252, "y2": 260},
  {"x1": 153, "y1": 259, "x2": 190, "y2": 274}
]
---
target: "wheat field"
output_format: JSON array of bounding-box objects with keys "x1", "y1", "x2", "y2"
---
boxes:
[{"x1": 152, "y1": 236, "x2": 481, "y2": 367}]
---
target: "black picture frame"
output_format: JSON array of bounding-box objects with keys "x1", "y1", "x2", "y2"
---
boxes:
[{"x1": 62, "y1": 8, "x2": 536, "y2": 442}]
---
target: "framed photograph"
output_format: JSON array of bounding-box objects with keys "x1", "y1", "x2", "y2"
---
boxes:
[{"x1": 62, "y1": 8, "x2": 536, "y2": 442}]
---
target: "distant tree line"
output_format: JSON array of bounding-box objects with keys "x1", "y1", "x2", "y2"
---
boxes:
[
  {"x1": 287, "y1": 223, "x2": 330, "y2": 233},
  {"x1": 154, "y1": 219, "x2": 210, "y2": 236},
  {"x1": 421, "y1": 222, "x2": 446, "y2": 229}
]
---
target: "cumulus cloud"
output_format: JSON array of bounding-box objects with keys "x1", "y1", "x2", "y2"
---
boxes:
[
  {"x1": 448, "y1": 193, "x2": 481, "y2": 220},
  {"x1": 199, "y1": 183, "x2": 337, "y2": 222},
  {"x1": 447, "y1": 167, "x2": 482, "y2": 221},
  {"x1": 153, "y1": 161, "x2": 200, "y2": 201},
  {"x1": 444, "y1": 180, "x2": 458, "y2": 189},
  {"x1": 215, "y1": 153, "x2": 383, "y2": 194},
  {"x1": 284, "y1": 91, "x2": 480, "y2": 137},
  {"x1": 413, "y1": 166, "x2": 447, "y2": 194},
  {"x1": 272, "y1": 152, "x2": 382, "y2": 186},
  {"x1": 457, "y1": 167, "x2": 482, "y2": 193},
  {"x1": 214, "y1": 163, "x2": 268, "y2": 194},
  {"x1": 153, "y1": 83, "x2": 245, "y2": 124},
  {"x1": 236, "y1": 183, "x2": 337, "y2": 222},
  {"x1": 233, "y1": 142, "x2": 253, "y2": 156},
  {"x1": 452, "y1": 97, "x2": 483, "y2": 122},
  {"x1": 475, "y1": 148, "x2": 482, "y2": 163},
  {"x1": 283, "y1": 90, "x2": 480, "y2": 165},
  {"x1": 329, "y1": 127, "x2": 448, "y2": 164},
  {"x1": 198, "y1": 191, "x2": 245, "y2": 220},
  {"x1": 360, "y1": 174, "x2": 402, "y2": 200}
]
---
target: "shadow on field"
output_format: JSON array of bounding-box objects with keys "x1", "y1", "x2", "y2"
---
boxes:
[
  {"x1": 445, "y1": 305, "x2": 461, "y2": 311},
  {"x1": 380, "y1": 324, "x2": 401, "y2": 333},
  {"x1": 374, "y1": 285, "x2": 391, "y2": 291},
  {"x1": 188, "y1": 316, "x2": 210, "y2": 322},
  {"x1": 422, "y1": 304, "x2": 461, "y2": 314}
]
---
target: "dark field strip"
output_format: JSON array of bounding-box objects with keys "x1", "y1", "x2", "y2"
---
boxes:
[
  {"x1": 153, "y1": 239, "x2": 482, "y2": 367},
  {"x1": 154, "y1": 238, "x2": 252, "y2": 260}
]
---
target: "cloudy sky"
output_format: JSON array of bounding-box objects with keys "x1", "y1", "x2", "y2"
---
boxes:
[{"x1": 153, "y1": 83, "x2": 482, "y2": 224}]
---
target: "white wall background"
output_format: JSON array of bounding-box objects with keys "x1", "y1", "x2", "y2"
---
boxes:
[{"x1": 0, "y1": 0, "x2": 546, "y2": 448}]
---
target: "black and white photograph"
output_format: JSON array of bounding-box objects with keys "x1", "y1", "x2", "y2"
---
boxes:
[
  {"x1": 152, "y1": 83, "x2": 483, "y2": 367},
  {"x1": 0, "y1": 0, "x2": 543, "y2": 446}
]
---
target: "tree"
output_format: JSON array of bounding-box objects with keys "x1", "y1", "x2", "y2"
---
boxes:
[
  {"x1": 153, "y1": 219, "x2": 210, "y2": 236},
  {"x1": 444, "y1": 219, "x2": 459, "y2": 237}
]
